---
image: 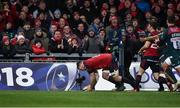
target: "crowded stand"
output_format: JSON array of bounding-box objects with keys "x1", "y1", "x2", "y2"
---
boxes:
[{"x1": 0, "y1": 0, "x2": 179, "y2": 58}]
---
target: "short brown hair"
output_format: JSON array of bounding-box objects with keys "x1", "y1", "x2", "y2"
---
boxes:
[
  {"x1": 167, "y1": 16, "x2": 175, "y2": 24},
  {"x1": 76, "y1": 61, "x2": 82, "y2": 69}
]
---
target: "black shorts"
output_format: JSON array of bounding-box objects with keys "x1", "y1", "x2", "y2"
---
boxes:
[
  {"x1": 87, "y1": 69, "x2": 98, "y2": 73},
  {"x1": 109, "y1": 54, "x2": 119, "y2": 72},
  {"x1": 101, "y1": 54, "x2": 119, "y2": 73},
  {"x1": 140, "y1": 57, "x2": 160, "y2": 73}
]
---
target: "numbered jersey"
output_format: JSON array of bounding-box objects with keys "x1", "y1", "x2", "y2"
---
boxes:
[
  {"x1": 84, "y1": 53, "x2": 113, "y2": 70},
  {"x1": 143, "y1": 31, "x2": 160, "y2": 57},
  {"x1": 160, "y1": 26, "x2": 180, "y2": 51}
]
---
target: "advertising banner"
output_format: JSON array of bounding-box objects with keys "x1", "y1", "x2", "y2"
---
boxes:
[
  {"x1": 95, "y1": 62, "x2": 180, "y2": 90},
  {"x1": 0, "y1": 63, "x2": 89, "y2": 91},
  {"x1": 0, "y1": 62, "x2": 179, "y2": 91}
]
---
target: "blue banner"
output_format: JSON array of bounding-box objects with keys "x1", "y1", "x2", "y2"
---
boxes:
[{"x1": 0, "y1": 63, "x2": 90, "y2": 91}]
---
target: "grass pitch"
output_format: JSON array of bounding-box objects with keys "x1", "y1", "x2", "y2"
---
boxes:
[{"x1": 0, "y1": 90, "x2": 179, "y2": 107}]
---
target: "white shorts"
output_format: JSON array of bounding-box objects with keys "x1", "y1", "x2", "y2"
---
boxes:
[
  {"x1": 164, "y1": 57, "x2": 172, "y2": 66},
  {"x1": 164, "y1": 57, "x2": 180, "y2": 69}
]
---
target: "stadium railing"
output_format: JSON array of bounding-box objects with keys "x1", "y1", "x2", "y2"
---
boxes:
[{"x1": 0, "y1": 53, "x2": 99, "y2": 62}]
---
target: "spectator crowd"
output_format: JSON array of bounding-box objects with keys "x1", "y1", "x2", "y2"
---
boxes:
[{"x1": 0, "y1": 0, "x2": 179, "y2": 59}]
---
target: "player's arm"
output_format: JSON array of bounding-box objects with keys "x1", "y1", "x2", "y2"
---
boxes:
[
  {"x1": 140, "y1": 28, "x2": 167, "y2": 42},
  {"x1": 138, "y1": 41, "x2": 151, "y2": 54},
  {"x1": 140, "y1": 34, "x2": 160, "y2": 42}
]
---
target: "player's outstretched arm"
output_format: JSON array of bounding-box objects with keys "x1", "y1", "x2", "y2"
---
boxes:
[
  {"x1": 140, "y1": 34, "x2": 160, "y2": 42},
  {"x1": 138, "y1": 41, "x2": 151, "y2": 54}
]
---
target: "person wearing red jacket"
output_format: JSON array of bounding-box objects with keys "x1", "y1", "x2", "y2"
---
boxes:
[
  {"x1": 31, "y1": 39, "x2": 46, "y2": 61},
  {"x1": 32, "y1": 39, "x2": 46, "y2": 55}
]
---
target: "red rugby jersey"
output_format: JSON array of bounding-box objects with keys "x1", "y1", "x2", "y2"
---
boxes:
[
  {"x1": 83, "y1": 53, "x2": 113, "y2": 70},
  {"x1": 143, "y1": 31, "x2": 160, "y2": 57}
]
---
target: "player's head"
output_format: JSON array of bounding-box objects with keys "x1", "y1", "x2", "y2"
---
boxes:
[
  {"x1": 146, "y1": 21, "x2": 158, "y2": 32},
  {"x1": 77, "y1": 61, "x2": 86, "y2": 71},
  {"x1": 167, "y1": 15, "x2": 175, "y2": 25}
]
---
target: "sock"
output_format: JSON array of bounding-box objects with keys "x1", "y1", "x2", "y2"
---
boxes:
[
  {"x1": 108, "y1": 76, "x2": 117, "y2": 83},
  {"x1": 108, "y1": 76, "x2": 124, "y2": 88},
  {"x1": 166, "y1": 68, "x2": 177, "y2": 84},
  {"x1": 158, "y1": 76, "x2": 173, "y2": 91},
  {"x1": 158, "y1": 76, "x2": 167, "y2": 84},
  {"x1": 136, "y1": 75, "x2": 142, "y2": 85},
  {"x1": 158, "y1": 77, "x2": 165, "y2": 89},
  {"x1": 122, "y1": 77, "x2": 137, "y2": 89},
  {"x1": 126, "y1": 72, "x2": 136, "y2": 82}
]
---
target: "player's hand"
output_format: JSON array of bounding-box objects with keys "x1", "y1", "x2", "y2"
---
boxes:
[
  {"x1": 138, "y1": 50, "x2": 143, "y2": 56},
  {"x1": 57, "y1": 44, "x2": 61, "y2": 49},
  {"x1": 83, "y1": 85, "x2": 92, "y2": 92}
]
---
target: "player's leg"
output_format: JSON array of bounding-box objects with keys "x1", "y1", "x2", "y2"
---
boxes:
[
  {"x1": 157, "y1": 73, "x2": 166, "y2": 91},
  {"x1": 149, "y1": 61, "x2": 165, "y2": 91},
  {"x1": 109, "y1": 54, "x2": 125, "y2": 91},
  {"x1": 170, "y1": 55, "x2": 180, "y2": 91},
  {"x1": 135, "y1": 67, "x2": 145, "y2": 91},
  {"x1": 160, "y1": 54, "x2": 178, "y2": 91},
  {"x1": 161, "y1": 57, "x2": 175, "y2": 91},
  {"x1": 116, "y1": 69, "x2": 125, "y2": 91},
  {"x1": 102, "y1": 69, "x2": 125, "y2": 91},
  {"x1": 162, "y1": 57, "x2": 172, "y2": 73},
  {"x1": 164, "y1": 67, "x2": 180, "y2": 92},
  {"x1": 152, "y1": 72, "x2": 159, "y2": 81},
  {"x1": 102, "y1": 70, "x2": 122, "y2": 84},
  {"x1": 152, "y1": 72, "x2": 165, "y2": 91},
  {"x1": 174, "y1": 80, "x2": 180, "y2": 91},
  {"x1": 173, "y1": 65, "x2": 180, "y2": 91},
  {"x1": 124, "y1": 57, "x2": 137, "y2": 88},
  {"x1": 135, "y1": 59, "x2": 148, "y2": 91},
  {"x1": 110, "y1": 70, "x2": 137, "y2": 91},
  {"x1": 88, "y1": 70, "x2": 98, "y2": 91},
  {"x1": 174, "y1": 66, "x2": 180, "y2": 73},
  {"x1": 166, "y1": 67, "x2": 177, "y2": 84},
  {"x1": 124, "y1": 50, "x2": 136, "y2": 83}
]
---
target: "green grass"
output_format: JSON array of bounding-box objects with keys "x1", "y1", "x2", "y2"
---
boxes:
[{"x1": 0, "y1": 91, "x2": 179, "y2": 107}]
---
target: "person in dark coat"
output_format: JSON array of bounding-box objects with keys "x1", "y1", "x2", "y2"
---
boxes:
[
  {"x1": 67, "y1": 37, "x2": 83, "y2": 55},
  {"x1": 49, "y1": 30, "x2": 68, "y2": 53},
  {"x1": 1, "y1": 35, "x2": 16, "y2": 58},
  {"x1": 15, "y1": 35, "x2": 31, "y2": 54}
]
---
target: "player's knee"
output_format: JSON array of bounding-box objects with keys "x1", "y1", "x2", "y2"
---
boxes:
[
  {"x1": 95, "y1": 73, "x2": 99, "y2": 81},
  {"x1": 111, "y1": 70, "x2": 119, "y2": 77},
  {"x1": 138, "y1": 67, "x2": 145, "y2": 75},
  {"x1": 162, "y1": 63, "x2": 169, "y2": 72},
  {"x1": 114, "y1": 76, "x2": 122, "y2": 82},
  {"x1": 176, "y1": 68, "x2": 180, "y2": 73},
  {"x1": 102, "y1": 72, "x2": 109, "y2": 80},
  {"x1": 90, "y1": 73, "x2": 96, "y2": 80},
  {"x1": 154, "y1": 75, "x2": 159, "y2": 81},
  {"x1": 153, "y1": 73, "x2": 159, "y2": 80}
]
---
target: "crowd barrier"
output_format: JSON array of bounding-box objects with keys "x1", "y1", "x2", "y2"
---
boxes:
[{"x1": 0, "y1": 53, "x2": 98, "y2": 62}]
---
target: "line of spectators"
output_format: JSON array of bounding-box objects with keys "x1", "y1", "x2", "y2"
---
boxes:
[{"x1": 0, "y1": 0, "x2": 179, "y2": 59}]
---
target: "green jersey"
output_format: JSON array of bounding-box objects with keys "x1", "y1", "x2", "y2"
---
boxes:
[
  {"x1": 160, "y1": 26, "x2": 180, "y2": 53},
  {"x1": 160, "y1": 26, "x2": 180, "y2": 67}
]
